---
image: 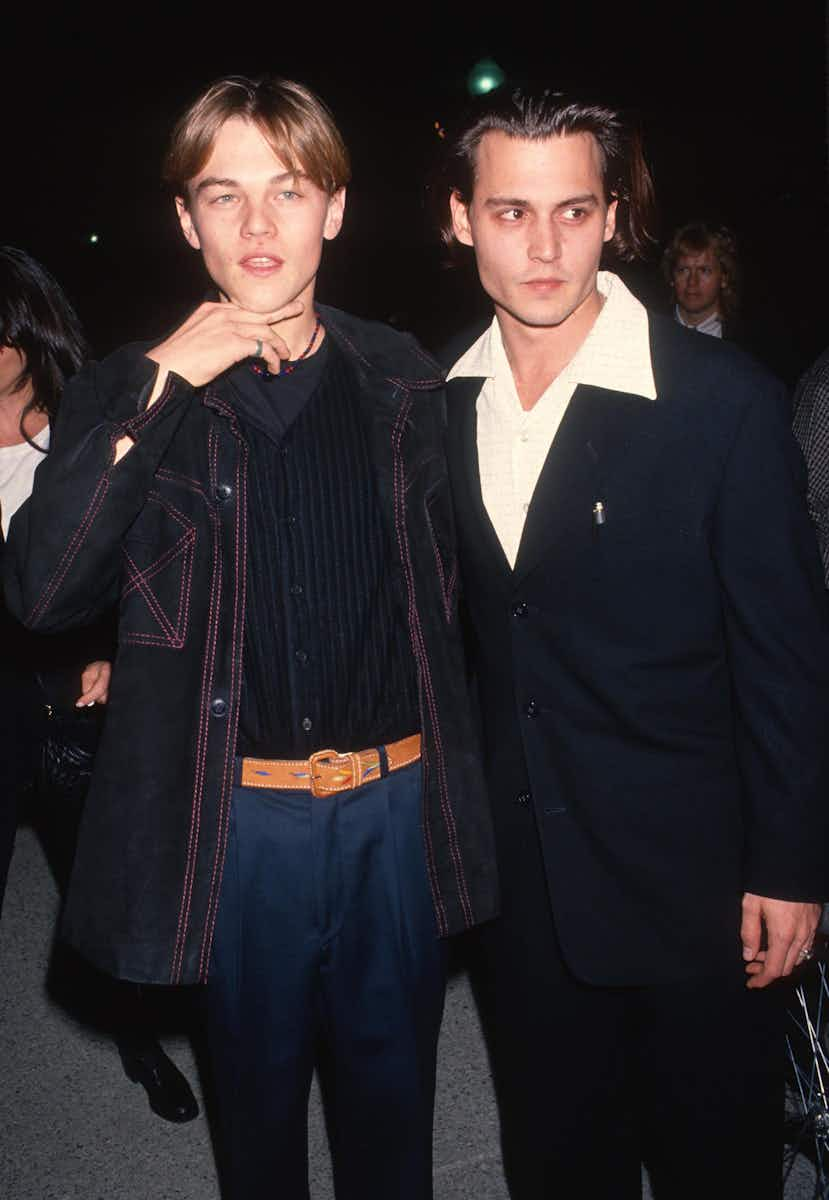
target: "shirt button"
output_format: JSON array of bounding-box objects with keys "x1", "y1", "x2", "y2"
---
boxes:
[
  {"x1": 289, "y1": 583, "x2": 304, "y2": 597},
  {"x1": 282, "y1": 515, "x2": 297, "y2": 526},
  {"x1": 520, "y1": 432, "x2": 529, "y2": 443},
  {"x1": 210, "y1": 698, "x2": 227, "y2": 718},
  {"x1": 301, "y1": 717, "x2": 313, "y2": 732},
  {"x1": 525, "y1": 700, "x2": 538, "y2": 719},
  {"x1": 294, "y1": 649, "x2": 309, "y2": 665},
  {"x1": 215, "y1": 483, "x2": 233, "y2": 501},
  {"x1": 522, "y1": 502, "x2": 530, "y2": 513},
  {"x1": 512, "y1": 601, "x2": 528, "y2": 618},
  {"x1": 515, "y1": 790, "x2": 531, "y2": 806}
]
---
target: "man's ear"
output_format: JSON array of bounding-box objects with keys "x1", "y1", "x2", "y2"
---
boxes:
[
  {"x1": 323, "y1": 188, "x2": 346, "y2": 242},
  {"x1": 603, "y1": 198, "x2": 618, "y2": 245},
  {"x1": 449, "y1": 191, "x2": 474, "y2": 247},
  {"x1": 175, "y1": 196, "x2": 201, "y2": 251}
]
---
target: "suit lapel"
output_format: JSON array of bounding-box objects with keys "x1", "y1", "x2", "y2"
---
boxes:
[
  {"x1": 446, "y1": 377, "x2": 512, "y2": 587},
  {"x1": 513, "y1": 383, "x2": 655, "y2": 584}
]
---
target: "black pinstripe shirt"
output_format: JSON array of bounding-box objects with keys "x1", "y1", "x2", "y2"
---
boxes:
[{"x1": 226, "y1": 335, "x2": 419, "y2": 759}]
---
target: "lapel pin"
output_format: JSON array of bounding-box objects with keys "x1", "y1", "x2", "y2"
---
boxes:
[{"x1": 592, "y1": 500, "x2": 606, "y2": 527}]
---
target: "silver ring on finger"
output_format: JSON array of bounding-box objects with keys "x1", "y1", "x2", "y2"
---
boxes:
[
  {"x1": 797, "y1": 945, "x2": 815, "y2": 963},
  {"x1": 254, "y1": 338, "x2": 263, "y2": 359}
]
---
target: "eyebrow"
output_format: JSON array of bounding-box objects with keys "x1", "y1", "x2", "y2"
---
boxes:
[
  {"x1": 194, "y1": 170, "x2": 305, "y2": 194},
  {"x1": 483, "y1": 192, "x2": 600, "y2": 210}
]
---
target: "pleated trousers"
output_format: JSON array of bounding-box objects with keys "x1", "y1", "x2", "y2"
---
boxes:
[{"x1": 205, "y1": 761, "x2": 447, "y2": 1200}]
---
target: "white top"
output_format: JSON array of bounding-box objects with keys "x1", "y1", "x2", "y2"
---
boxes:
[
  {"x1": 448, "y1": 271, "x2": 657, "y2": 568},
  {"x1": 0, "y1": 425, "x2": 50, "y2": 538},
  {"x1": 675, "y1": 305, "x2": 723, "y2": 338}
]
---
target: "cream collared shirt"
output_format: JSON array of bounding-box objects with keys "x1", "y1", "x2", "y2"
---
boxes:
[{"x1": 448, "y1": 271, "x2": 657, "y2": 568}]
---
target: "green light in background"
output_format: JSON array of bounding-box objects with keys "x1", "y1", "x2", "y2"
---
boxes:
[
  {"x1": 89, "y1": 233, "x2": 99, "y2": 245},
  {"x1": 467, "y1": 58, "x2": 505, "y2": 97}
]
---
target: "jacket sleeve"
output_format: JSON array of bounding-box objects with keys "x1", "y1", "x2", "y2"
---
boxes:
[
  {"x1": 712, "y1": 375, "x2": 829, "y2": 901},
  {"x1": 4, "y1": 346, "x2": 194, "y2": 633},
  {"x1": 792, "y1": 360, "x2": 829, "y2": 588}
]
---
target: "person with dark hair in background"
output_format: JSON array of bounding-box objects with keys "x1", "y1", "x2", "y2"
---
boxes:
[
  {"x1": 440, "y1": 88, "x2": 829, "y2": 1198},
  {"x1": 5, "y1": 77, "x2": 496, "y2": 1199},
  {"x1": 662, "y1": 219, "x2": 741, "y2": 339},
  {"x1": 0, "y1": 245, "x2": 107, "y2": 909},
  {"x1": 0, "y1": 246, "x2": 199, "y2": 1124}
]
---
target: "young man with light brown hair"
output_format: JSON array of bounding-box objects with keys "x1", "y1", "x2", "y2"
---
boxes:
[{"x1": 6, "y1": 74, "x2": 497, "y2": 1199}]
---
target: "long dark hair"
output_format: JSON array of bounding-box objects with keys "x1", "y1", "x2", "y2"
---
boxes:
[
  {"x1": 0, "y1": 246, "x2": 87, "y2": 450},
  {"x1": 440, "y1": 89, "x2": 657, "y2": 263}
]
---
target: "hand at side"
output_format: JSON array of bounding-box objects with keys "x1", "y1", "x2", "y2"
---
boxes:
[{"x1": 741, "y1": 892, "x2": 821, "y2": 988}]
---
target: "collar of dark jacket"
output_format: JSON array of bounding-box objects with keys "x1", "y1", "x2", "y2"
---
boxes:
[{"x1": 316, "y1": 304, "x2": 444, "y2": 391}]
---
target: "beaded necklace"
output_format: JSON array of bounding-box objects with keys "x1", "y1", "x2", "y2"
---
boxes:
[{"x1": 250, "y1": 313, "x2": 322, "y2": 379}]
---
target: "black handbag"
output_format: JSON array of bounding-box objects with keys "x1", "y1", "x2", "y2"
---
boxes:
[{"x1": 35, "y1": 678, "x2": 104, "y2": 804}]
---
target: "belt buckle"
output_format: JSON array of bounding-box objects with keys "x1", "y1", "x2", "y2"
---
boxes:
[{"x1": 308, "y1": 748, "x2": 359, "y2": 798}]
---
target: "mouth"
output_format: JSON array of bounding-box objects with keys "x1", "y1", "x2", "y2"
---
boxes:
[
  {"x1": 523, "y1": 278, "x2": 566, "y2": 292},
  {"x1": 240, "y1": 255, "x2": 284, "y2": 277}
]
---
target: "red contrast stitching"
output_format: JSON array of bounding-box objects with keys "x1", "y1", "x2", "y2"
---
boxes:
[
  {"x1": 156, "y1": 467, "x2": 209, "y2": 497},
  {"x1": 171, "y1": 428, "x2": 223, "y2": 982},
  {"x1": 199, "y1": 428, "x2": 248, "y2": 980},
  {"x1": 27, "y1": 467, "x2": 111, "y2": 627},
  {"x1": 424, "y1": 504, "x2": 458, "y2": 625},
  {"x1": 122, "y1": 547, "x2": 180, "y2": 644},
  {"x1": 394, "y1": 393, "x2": 472, "y2": 934},
  {"x1": 327, "y1": 324, "x2": 444, "y2": 391},
  {"x1": 120, "y1": 493, "x2": 196, "y2": 649}
]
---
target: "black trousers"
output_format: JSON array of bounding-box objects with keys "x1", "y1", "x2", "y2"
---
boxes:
[
  {"x1": 468, "y1": 795, "x2": 784, "y2": 1200},
  {"x1": 205, "y1": 761, "x2": 447, "y2": 1200}
]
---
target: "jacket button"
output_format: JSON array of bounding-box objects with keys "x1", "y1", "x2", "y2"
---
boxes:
[
  {"x1": 215, "y1": 483, "x2": 233, "y2": 501},
  {"x1": 515, "y1": 790, "x2": 531, "y2": 805},
  {"x1": 211, "y1": 698, "x2": 227, "y2": 718},
  {"x1": 513, "y1": 601, "x2": 529, "y2": 618},
  {"x1": 525, "y1": 699, "x2": 538, "y2": 718}
]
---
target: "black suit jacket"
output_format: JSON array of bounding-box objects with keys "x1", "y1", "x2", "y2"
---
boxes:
[{"x1": 446, "y1": 312, "x2": 829, "y2": 987}]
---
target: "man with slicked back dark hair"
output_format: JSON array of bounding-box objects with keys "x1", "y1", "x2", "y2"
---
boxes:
[{"x1": 441, "y1": 86, "x2": 829, "y2": 1198}]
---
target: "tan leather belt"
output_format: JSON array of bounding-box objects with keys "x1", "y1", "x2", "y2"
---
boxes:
[{"x1": 240, "y1": 734, "x2": 421, "y2": 798}]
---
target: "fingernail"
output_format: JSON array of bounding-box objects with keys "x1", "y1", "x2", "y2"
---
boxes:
[{"x1": 742, "y1": 946, "x2": 753, "y2": 960}]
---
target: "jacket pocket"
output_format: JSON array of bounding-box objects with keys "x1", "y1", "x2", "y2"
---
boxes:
[{"x1": 118, "y1": 492, "x2": 196, "y2": 650}]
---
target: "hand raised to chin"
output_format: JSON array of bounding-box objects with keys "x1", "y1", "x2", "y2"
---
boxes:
[
  {"x1": 113, "y1": 298, "x2": 304, "y2": 464},
  {"x1": 146, "y1": 298, "x2": 305, "y2": 396}
]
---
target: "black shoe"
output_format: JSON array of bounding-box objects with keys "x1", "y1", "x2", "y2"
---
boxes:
[{"x1": 118, "y1": 1040, "x2": 199, "y2": 1123}]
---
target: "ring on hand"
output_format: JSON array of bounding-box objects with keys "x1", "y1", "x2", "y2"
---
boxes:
[
  {"x1": 254, "y1": 338, "x2": 263, "y2": 359},
  {"x1": 797, "y1": 945, "x2": 815, "y2": 963}
]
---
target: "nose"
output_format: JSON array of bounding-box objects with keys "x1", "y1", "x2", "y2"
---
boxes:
[
  {"x1": 241, "y1": 198, "x2": 276, "y2": 240},
  {"x1": 528, "y1": 220, "x2": 561, "y2": 263}
]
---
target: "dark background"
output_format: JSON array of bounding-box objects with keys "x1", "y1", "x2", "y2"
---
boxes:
[{"x1": 3, "y1": 8, "x2": 827, "y2": 382}]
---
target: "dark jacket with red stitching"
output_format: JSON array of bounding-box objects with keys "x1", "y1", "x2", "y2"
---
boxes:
[{"x1": 4, "y1": 305, "x2": 498, "y2": 984}]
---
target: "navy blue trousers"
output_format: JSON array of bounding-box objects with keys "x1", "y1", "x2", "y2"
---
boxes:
[{"x1": 205, "y1": 761, "x2": 446, "y2": 1200}]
